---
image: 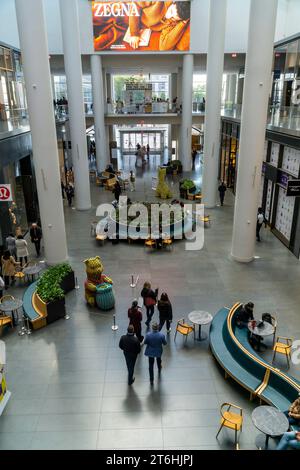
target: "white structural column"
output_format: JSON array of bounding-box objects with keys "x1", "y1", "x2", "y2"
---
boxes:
[
  {"x1": 59, "y1": 0, "x2": 91, "y2": 210},
  {"x1": 15, "y1": 0, "x2": 68, "y2": 265},
  {"x1": 202, "y1": 0, "x2": 227, "y2": 208},
  {"x1": 91, "y1": 55, "x2": 108, "y2": 172},
  {"x1": 231, "y1": 0, "x2": 278, "y2": 262},
  {"x1": 180, "y1": 54, "x2": 194, "y2": 171}
]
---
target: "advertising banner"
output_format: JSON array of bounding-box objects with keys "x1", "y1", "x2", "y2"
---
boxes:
[{"x1": 92, "y1": 1, "x2": 191, "y2": 52}]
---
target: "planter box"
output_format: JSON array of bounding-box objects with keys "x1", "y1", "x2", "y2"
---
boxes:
[
  {"x1": 60, "y1": 270, "x2": 75, "y2": 294},
  {"x1": 46, "y1": 297, "x2": 65, "y2": 324},
  {"x1": 32, "y1": 270, "x2": 75, "y2": 328}
]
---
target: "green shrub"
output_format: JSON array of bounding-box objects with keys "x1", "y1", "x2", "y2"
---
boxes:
[
  {"x1": 36, "y1": 263, "x2": 72, "y2": 303},
  {"x1": 181, "y1": 179, "x2": 195, "y2": 190}
]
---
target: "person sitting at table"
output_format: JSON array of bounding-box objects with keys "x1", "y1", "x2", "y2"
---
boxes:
[
  {"x1": 276, "y1": 431, "x2": 300, "y2": 450},
  {"x1": 235, "y1": 302, "x2": 254, "y2": 328},
  {"x1": 106, "y1": 164, "x2": 115, "y2": 176},
  {"x1": 284, "y1": 395, "x2": 300, "y2": 428}
]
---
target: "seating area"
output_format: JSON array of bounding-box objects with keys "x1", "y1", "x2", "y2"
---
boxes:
[
  {"x1": 22, "y1": 280, "x2": 47, "y2": 330},
  {"x1": 209, "y1": 303, "x2": 300, "y2": 432}
]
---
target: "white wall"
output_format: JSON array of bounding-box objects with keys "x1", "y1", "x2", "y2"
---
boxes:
[
  {"x1": 1, "y1": 0, "x2": 300, "y2": 54},
  {"x1": 0, "y1": 0, "x2": 19, "y2": 48},
  {"x1": 285, "y1": 0, "x2": 300, "y2": 38}
]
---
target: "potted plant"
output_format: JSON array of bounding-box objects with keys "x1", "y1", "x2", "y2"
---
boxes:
[
  {"x1": 36, "y1": 263, "x2": 75, "y2": 324},
  {"x1": 180, "y1": 179, "x2": 196, "y2": 199}
]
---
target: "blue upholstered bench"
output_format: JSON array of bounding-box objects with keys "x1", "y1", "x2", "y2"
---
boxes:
[
  {"x1": 210, "y1": 303, "x2": 300, "y2": 432},
  {"x1": 22, "y1": 281, "x2": 47, "y2": 329}
]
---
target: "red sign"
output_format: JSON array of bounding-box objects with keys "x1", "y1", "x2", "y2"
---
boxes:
[{"x1": 0, "y1": 184, "x2": 12, "y2": 202}]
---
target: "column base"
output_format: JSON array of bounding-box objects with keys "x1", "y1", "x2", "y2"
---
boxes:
[
  {"x1": 231, "y1": 252, "x2": 254, "y2": 263},
  {"x1": 46, "y1": 256, "x2": 69, "y2": 266},
  {"x1": 76, "y1": 206, "x2": 92, "y2": 211}
]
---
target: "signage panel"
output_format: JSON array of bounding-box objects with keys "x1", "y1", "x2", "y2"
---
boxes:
[
  {"x1": 92, "y1": 1, "x2": 191, "y2": 52},
  {"x1": 0, "y1": 184, "x2": 12, "y2": 202},
  {"x1": 287, "y1": 179, "x2": 300, "y2": 197}
]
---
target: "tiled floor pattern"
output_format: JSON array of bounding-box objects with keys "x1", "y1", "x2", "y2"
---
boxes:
[{"x1": 1, "y1": 154, "x2": 300, "y2": 450}]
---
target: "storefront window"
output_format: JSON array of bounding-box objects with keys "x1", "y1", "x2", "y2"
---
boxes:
[{"x1": 0, "y1": 45, "x2": 26, "y2": 122}]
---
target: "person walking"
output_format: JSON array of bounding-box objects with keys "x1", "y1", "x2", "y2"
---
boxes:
[
  {"x1": 128, "y1": 300, "x2": 144, "y2": 343},
  {"x1": 65, "y1": 184, "x2": 74, "y2": 207},
  {"x1": 218, "y1": 181, "x2": 227, "y2": 206},
  {"x1": 30, "y1": 223, "x2": 42, "y2": 257},
  {"x1": 141, "y1": 282, "x2": 158, "y2": 327},
  {"x1": 5, "y1": 233, "x2": 16, "y2": 259},
  {"x1": 256, "y1": 207, "x2": 265, "y2": 242},
  {"x1": 192, "y1": 148, "x2": 197, "y2": 170},
  {"x1": 130, "y1": 171, "x2": 136, "y2": 191},
  {"x1": 0, "y1": 275, "x2": 4, "y2": 299},
  {"x1": 113, "y1": 180, "x2": 122, "y2": 203},
  {"x1": 119, "y1": 325, "x2": 141, "y2": 385},
  {"x1": 1, "y1": 251, "x2": 18, "y2": 289},
  {"x1": 61, "y1": 180, "x2": 65, "y2": 199},
  {"x1": 15, "y1": 235, "x2": 29, "y2": 267},
  {"x1": 144, "y1": 322, "x2": 167, "y2": 386},
  {"x1": 157, "y1": 293, "x2": 173, "y2": 333},
  {"x1": 146, "y1": 144, "x2": 150, "y2": 160}
]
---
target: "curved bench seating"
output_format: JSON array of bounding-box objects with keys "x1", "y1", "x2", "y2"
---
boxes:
[
  {"x1": 210, "y1": 303, "x2": 300, "y2": 432},
  {"x1": 22, "y1": 281, "x2": 47, "y2": 330}
]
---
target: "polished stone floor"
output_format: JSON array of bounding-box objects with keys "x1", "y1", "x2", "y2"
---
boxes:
[{"x1": 1, "y1": 155, "x2": 300, "y2": 450}]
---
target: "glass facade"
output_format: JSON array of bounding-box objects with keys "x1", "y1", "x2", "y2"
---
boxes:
[
  {"x1": 219, "y1": 120, "x2": 239, "y2": 192},
  {"x1": 271, "y1": 36, "x2": 300, "y2": 113},
  {"x1": 0, "y1": 44, "x2": 27, "y2": 122}
]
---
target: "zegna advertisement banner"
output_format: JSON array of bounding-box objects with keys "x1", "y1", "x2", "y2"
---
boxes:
[{"x1": 92, "y1": 1, "x2": 191, "y2": 52}]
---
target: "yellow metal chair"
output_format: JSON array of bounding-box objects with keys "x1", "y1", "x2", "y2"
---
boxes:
[
  {"x1": 162, "y1": 238, "x2": 173, "y2": 251},
  {"x1": 144, "y1": 239, "x2": 156, "y2": 251},
  {"x1": 174, "y1": 319, "x2": 195, "y2": 343},
  {"x1": 216, "y1": 402, "x2": 243, "y2": 450},
  {"x1": 105, "y1": 177, "x2": 117, "y2": 191},
  {"x1": 270, "y1": 315, "x2": 277, "y2": 346},
  {"x1": 0, "y1": 315, "x2": 13, "y2": 336},
  {"x1": 0, "y1": 295, "x2": 15, "y2": 303},
  {"x1": 14, "y1": 267, "x2": 25, "y2": 285},
  {"x1": 201, "y1": 215, "x2": 211, "y2": 227},
  {"x1": 0, "y1": 296, "x2": 15, "y2": 335},
  {"x1": 96, "y1": 234, "x2": 107, "y2": 246},
  {"x1": 272, "y1": 336, "x2": 293, "y2": 368}
]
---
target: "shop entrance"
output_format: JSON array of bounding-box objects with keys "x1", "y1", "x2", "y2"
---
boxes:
[{"x1": 120, "y1": 130, "x2": 164, "y2": 154}]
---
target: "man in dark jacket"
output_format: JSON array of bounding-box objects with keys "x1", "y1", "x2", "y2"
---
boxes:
[
  {"x1": 119, "y1": 325, "x2": 141, "y2": 385},
  {"x1": 218, "y1": 181, "x2": 227, "y2": 206},
  {"x1": 235, "y1": 302, "x2": 254, "y2": 328},
  {"x1": 30, "y1": 223, "x2": 42, "y2": 257}
]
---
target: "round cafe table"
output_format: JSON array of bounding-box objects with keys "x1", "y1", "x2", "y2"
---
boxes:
[
  {"x1": 252, "y1": 406, "x2": 289, "y2": 450},
  {"x1": 248, "y1": 320, "x2": 275, "y2": 351},
  {"x1": 188, "y1": 310, "x2": 213, "y2": 341},
  {"x1": 23, "y1": 265, "x2": 42, "y2": 283},
  {"x1": 0, "y1": 299, "x2": 23, "y2": 327}
]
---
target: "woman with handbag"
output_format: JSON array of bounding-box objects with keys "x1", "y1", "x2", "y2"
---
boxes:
[{"x1": 141, "y1": 282, "x2": 158, "y2": 327}]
